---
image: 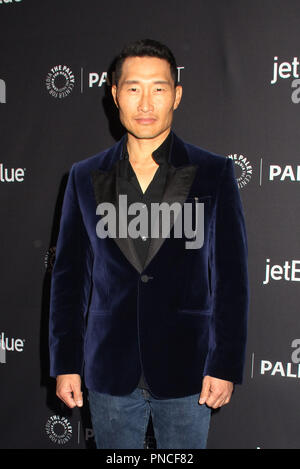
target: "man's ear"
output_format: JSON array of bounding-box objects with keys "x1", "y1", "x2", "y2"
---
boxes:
[
  {"x1": 173, "y1": 85, "x2": 183, "y2": 110},
  {"x1": 111, "y1": 84, "x2": 119, "y2": 108}
]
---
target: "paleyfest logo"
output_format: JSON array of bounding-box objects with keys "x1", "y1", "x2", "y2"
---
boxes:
[
  {"x1": 45, "y1": 415, "x2": 73, "y2": 445},
  {"x1": 252, "y1": 340, "x2": 300, "y2": 380},
  {"x1": 46, "y1": 65, "x2": 75, "y2": 99},
  {"x1": 44, "y1": 246, "x2": 56, "y2": 272},
  {"x1": 45, "y1": 65, "x2": 184, "y2": 96},
  {"x1": 227, "y1": 154, "x2": 252, "y2": 188},
  {"x1": 88, "y1": 66, "x2": 185, "y2": 88}
]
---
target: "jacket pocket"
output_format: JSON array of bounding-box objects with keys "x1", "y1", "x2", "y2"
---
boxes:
[
  {"x1": 88, "y1": 309, "x2": 112, "y2": 316},
  {"x1": 177, "y1": 308, "x2": 212, "y2": 316}
]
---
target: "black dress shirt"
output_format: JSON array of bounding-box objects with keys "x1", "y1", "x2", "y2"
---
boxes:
[{"x1": 117, "y1": 132, "x2": 172, "y2": 391}]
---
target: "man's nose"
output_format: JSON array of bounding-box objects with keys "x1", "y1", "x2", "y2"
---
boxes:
[{"x1": 138, "y1": 92, "x2": 154, "y2": 112}]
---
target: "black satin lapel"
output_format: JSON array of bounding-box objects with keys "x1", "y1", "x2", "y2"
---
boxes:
[
  {"x1": 143, "y1": 164, "x2": 199, "y2": 271},
  {"x1": 91, "y1": 163, "x2": 143, "y2": 274},
  {"x1": 90, "y1": 167, "x2": 117, "y2": 206},
  {"x1": 115, "y1": 174, "x2": 144, "y2": 273}
]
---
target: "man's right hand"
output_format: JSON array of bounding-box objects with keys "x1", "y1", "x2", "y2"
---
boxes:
[{"x1": 56, "y1": 374, "x2": 83, "y2": 408}]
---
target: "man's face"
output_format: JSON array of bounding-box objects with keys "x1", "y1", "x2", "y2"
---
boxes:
[{"x1": 111, "y1": 56, "x2": 182, "y2": 140}]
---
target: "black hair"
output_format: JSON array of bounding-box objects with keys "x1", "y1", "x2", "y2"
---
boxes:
[{"x1": 114, "y1": 38, "x2": 178, "y2": 87}]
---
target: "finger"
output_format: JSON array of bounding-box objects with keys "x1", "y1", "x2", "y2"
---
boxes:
[
  {"x1": 57, "y1": 388, "x2": 77, "y2": 408},
  {"x1": 56, "y1": 380, "x2": 80, "y2": 408},
  {"x1": 219, "y1": 389, "x2": 233, "y2": 406},
  {"x1": 205, "y1": 388, "x2": 224, "y2": 408},
  {"x1": 208, "y1": 392, "x2": 232, "y2": 409},
  {"x1": 222, "y1": 394, "x2": 232, "y2": 406},
  {"x1": 199, "y1": 377, "x2": 211, "y2": 404},
  {"x1": 205, "y1": 394, "x2": 220, "y2": 408},
  {"x1": 211, "y1": 397, "x2": 225, "y2": 409},
  {"x1": 72, "y1": 384, "x2": 83, "y2": 407}
]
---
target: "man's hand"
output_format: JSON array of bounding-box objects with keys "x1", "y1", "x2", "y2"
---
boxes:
[
  {"x1": 199, "y1": 375, "x2": 234, "y2": 409},
  {"x1": 56, "y1": 374, "x2": 83, "y2": 408}
]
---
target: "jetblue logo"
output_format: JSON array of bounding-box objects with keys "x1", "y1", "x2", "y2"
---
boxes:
[
  {"x1": 0, "y1": 332, "x2": 25, "y2": 364},
  {"x1": 0, "y1": 164, "x2": 26, "y2": 182},
  {"x1": 271, "y1": 56, "x2": 300, "y2": 85},
  {"x1": 0, "y1": 79, "x2": 6, "y2": 104},
  {"x1": 270, "y1": 56, "x2": 300, "y2": 104},
  {"x1": 263, "y1": 258, "x2": 300, "y2": 285}
]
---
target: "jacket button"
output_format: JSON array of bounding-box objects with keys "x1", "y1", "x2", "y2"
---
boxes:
[{"x1": 141, "y1": 274, "x2": 153, "y2": 283}]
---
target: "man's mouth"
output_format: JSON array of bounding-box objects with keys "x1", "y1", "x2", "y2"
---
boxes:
[{"x1": 135, "y1": 118, "x2": 157, "y2": 125}]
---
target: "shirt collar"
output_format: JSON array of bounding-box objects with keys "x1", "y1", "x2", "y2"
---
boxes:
[{"x1": 121, "y1": 131, "x2": 172, "y2": 166}]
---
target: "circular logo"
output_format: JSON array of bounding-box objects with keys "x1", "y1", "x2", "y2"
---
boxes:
[
  {"x1": 44, "y1": 246, "x2": 56, "y2": 272},
  {"x1": 45, "y1": 415, "x2": 73, "y2": 445},
  {"x1": 227, "y1": 154, "x2": 253, "y2": 188},
  {"x1": 46, "y1": 65, "x2": 75, "y2": 99}
]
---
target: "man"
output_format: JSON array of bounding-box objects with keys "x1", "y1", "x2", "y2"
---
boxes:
[{"x1": 49, "y1": 39, "x2": 249, "y2": 449}]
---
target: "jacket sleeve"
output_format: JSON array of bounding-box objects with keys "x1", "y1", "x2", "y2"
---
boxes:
[
  {"x1": 49, "y1": 163, "x2": 93, "y2": 377},
  {"x1": 204, "y1": 157, "x2": 249, "y2": 384}
]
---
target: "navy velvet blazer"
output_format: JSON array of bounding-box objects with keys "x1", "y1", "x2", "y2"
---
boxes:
[{"x1": 49, "y1": 131, "x2": 249, "y2": 398}]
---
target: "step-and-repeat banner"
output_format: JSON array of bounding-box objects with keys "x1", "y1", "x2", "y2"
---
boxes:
[{"x1": 1, "y1": 0, "x2": 299, "y2": 449}]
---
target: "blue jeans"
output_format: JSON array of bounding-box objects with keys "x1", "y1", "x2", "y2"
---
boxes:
[{"x1": 88, "y1": 387, "x2": 211, "y2": 449}]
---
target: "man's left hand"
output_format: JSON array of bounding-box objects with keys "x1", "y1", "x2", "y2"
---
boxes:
[{"x1": 199, "y1": 375, "x2": 234, "y2": 409}]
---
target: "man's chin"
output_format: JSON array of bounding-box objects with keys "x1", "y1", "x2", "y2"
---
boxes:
[{"x1": 127, "y1": 128, "x2": 169, "y2": 140}]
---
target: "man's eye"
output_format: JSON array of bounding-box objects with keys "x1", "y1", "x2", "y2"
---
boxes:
[{"x1": 129, "y1": 88, "x2": 138, "y2": 92}]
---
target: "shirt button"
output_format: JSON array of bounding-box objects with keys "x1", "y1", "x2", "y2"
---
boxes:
[{"x1": 141, "y1": 274, "x2": 154, "y2": 283}]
